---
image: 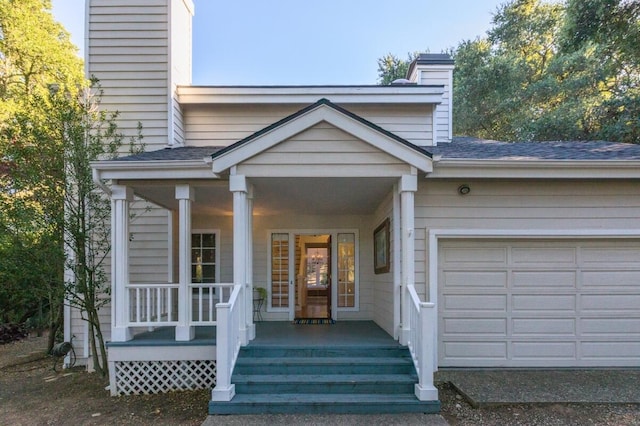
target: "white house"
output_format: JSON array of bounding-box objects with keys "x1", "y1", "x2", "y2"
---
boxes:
[{"x1": 67, "y1": 0, "x2": 640, "y2": 415}]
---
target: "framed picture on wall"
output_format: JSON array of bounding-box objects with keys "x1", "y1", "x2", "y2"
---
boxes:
[{"x1": 373, "y1": 218, "x2": 390, "y2": 274}]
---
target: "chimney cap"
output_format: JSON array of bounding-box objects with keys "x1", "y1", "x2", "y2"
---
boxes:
[{"x1": 406, "y1": 53, "x2": 454, "y2": 79}]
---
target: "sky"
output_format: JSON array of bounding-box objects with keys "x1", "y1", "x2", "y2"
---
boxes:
[{"x1": 52, "y1": 0, "x2": 505, "y2": 85}]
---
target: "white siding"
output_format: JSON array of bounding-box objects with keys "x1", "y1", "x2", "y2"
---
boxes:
[
  {"x1": 184, "y1": 104, "x2": 433, "y2": 148},
  {"x1": 243, "y1": 122, "x2": 407, "y2": 168},
  {"x1": 372, "y1": 192, "x2": 395, "y2": 336},
  {"x1": 88, "y1": 0, "x2": 170, "y2": 150},
  {"x1": 419, "y1": 69, "x2": 452, "y2": 144}
]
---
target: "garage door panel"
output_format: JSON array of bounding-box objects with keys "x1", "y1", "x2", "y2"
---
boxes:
[
  {"x1": 439, "y1": 238, "x2": 640, "y2": 367},
  {"x1": 512, "y1": 294, "x2": 576, "y2": 312},
  {"x1": 443, "y1": 318, "x2": 507, "y2": 335},
  {"x1": 512, "y1": 318, "x2": 576, "y2": 335},
  {"x1": 443, "y1": 294, "x2": 506, "y2": 311},
  {"x1": 442, "y1": 271, "x2": 507, "y2": 287},
  {"x1": 582, "y1": 294, "x2": 640, "y2": 311},
  {"x1": 512, "y1": 342, "x2": 576, "y2": 359},
  {"x1": 512, "y1": 247, "x2": 576, "y2": 265},
  {"x1": 512, "y1": 271, "x2": 576, "y2": 288},
  {"x1": 442, "y1": 247, "x2": 506, "y2": 265},
  {"x1": 581, "y1": 342, "x2": 640, "y2": 359},
  {"x1": 581, "y1": 318, "x2": 640, "y2": 335},
  {"x1": 582, "y1": 247, "x2": 640, "y2": 264},
  {"x1": 582, "y1": 271, "x2": 640, "y2": 287},
  {"x1": 443, "y1": 341, "x2": 507, "y2": 360}
]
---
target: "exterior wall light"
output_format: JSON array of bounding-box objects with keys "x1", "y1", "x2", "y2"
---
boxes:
[{"x1": 458, "y1": 184, "x2": 471, "y2": 195}]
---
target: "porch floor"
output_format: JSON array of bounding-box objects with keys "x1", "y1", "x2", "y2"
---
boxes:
[
  {"x1": 252, "y1": 321, "x2": 397, "y2": 347},
  {"x1": 107, "y1": 321, "x2": 396, "y2": 347}
]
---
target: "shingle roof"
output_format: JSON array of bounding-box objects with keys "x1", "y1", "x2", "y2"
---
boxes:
[
  {"x1": 430, "y1": 137, "x2": 640, "y2": 161},
  {"x1": 114, "y1": 146, "x2": 223, "y2": 161},
  {"x1": 111, "y1": 137, "x2": 640, "y2": 163}
]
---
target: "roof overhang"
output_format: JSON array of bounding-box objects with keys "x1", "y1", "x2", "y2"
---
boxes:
[
  {"x1": 91, "y1": 158, "x2": 213, "y2": 181},
  {"x1": 177, "y1": 85, "x2": 445, "y2": 105},
  {"x1": 429, "y1": 159, "x2": 640, "y2": 179}
]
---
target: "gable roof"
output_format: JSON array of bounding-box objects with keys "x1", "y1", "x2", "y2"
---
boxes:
[{"x1": 210, "y1": 98, "x2": 433, "y2": 174}]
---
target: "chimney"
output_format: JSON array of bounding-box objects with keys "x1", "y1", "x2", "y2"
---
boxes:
[{"x1": 407, "y1": 54, "x2": 454, "y2": 144}]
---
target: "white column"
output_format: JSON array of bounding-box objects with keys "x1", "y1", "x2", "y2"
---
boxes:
[
  {"x1": 230, "y1": 174, "x2": 248, "y2": 345},
  {"x1": 399, "y1": 174, "x2": 417, "y2": 345},
  {"x1": 175, "y1": 184, "x2": 195, "y2": 341},
  {"x1": 111, "y1": 185, "x2": 133, "y2": 342},
  {"x1": 392, "y1": 184, "x2": 401, "y2": 340},
  {"x1": 246, "y1": 184, "x2": 255, "y2": 340}
]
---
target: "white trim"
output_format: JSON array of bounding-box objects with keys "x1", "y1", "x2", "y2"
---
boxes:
[
  {"x1": 167, "y1": 211, "x2": 174, "y2": 283},
  {"x1": 266, "y1": 229, "x2": 361, "y2": 318},
  {"x1": 429, "y1": 159, "x2": 640, "y2": 179},
  {"x1": 108, "y1": 344, "x2": 215, "y2": 362},
  {"x1": 211, "y1": 104, "x2": 433, "y2": 175},
  {"x1": 427, "y1": 228, "x2": 640, "y2": 370},
  {"x1": 177, "y1": 85, "x2": 445, "y2": 105},
  {"x1": 91, "y1": 159, "x2": 213, "y2": 181},
  {"x1": 392, "y1": 185, "x2": 401, "y2": 340}
]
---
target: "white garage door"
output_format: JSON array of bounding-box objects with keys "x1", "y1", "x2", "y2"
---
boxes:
[{"x1": 438, "y1": 239, "x2": 640, "y2": 367}]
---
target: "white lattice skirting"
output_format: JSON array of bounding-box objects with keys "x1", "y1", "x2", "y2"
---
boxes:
[{"x1": 114, "y1": 360, "x2": 217, "y2": 395}]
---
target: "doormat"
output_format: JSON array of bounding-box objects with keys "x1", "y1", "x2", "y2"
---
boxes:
[{"x1": 293, "y1": 318, "x2": 336, "y2": 325}]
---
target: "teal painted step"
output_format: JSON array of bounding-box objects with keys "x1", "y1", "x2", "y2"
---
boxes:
[
  {"x1": 209, "y1": 343, "x2": 440, "y2": 415},
  {"x1": 233, "y1": 373, "x2": 416, "y2": 394},
  {"x1": 209, "y1": 394, "x2": 441, "y2": 415},
  {"x1": 234, "y1": 356, "x2": 414, "y2": 375},
  {"x1": 238, "y1": 345, "x2": 408, "y2": 358}
]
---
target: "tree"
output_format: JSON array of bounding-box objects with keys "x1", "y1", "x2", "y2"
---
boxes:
[
  {"x1": 0, "y1": 0, "x2": 84, "y2": 351},
  {"x1": 377, "y1": 0, "x2": 640, "y2": 143},
  {"x1": 377, "y1": 52, "x2": 420, "y2": 85},
  {"x1": 60, "y1": 82, "x2": 141, "y2": 376}
]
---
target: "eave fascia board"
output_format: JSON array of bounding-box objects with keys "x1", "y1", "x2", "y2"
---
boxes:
[
  {"x1": 91, "y1": 160, "x2": 215, "y2": 180},
  {"x1": 428, "y1": 159, "x2": 640, "y2": 179},
  {"x1": 177, "y1": 86, "x2": 445, "y2": 105},
  {"x1": 211, "y1": 104, "x2": 433, "y2": 174}
]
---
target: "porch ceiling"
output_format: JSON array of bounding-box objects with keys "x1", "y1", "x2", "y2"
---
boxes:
[{"x1": 127, "y1": 176, "x2": 396, "y2": 216}]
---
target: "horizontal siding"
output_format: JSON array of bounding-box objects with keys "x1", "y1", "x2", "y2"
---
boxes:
[
  {"x1": 88, "y1": 0, "x2": 169, "y2": 151},
  {"x1": 420, "y1": 69, "x2": 450, "y2": 143},
  {"x1": 183, "y1": 104, "x2": 433, "y2": 148},
  {"x1": 372, "y1": 192, "x2": 394, "y2": 336}
]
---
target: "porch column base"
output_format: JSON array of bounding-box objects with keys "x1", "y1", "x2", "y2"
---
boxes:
[
  {"x1": 399, "y1": 327, "x2": 410, "y2": 346},
  {"x1": 240, "y1": 326, "x2": 249, "y2": 346},
  {"x1": 111, "y1": 326, "x2": 132, "y2": 342},
  {"x1": 211, "y1": 384, "x2": 236, "y2": 402},
  {"x1": 247, "y1": 323, "x2": 256, "y2": 341},
  {"x1": 415, "y1": 383, "x2": 439, "y2": 401},
  {"x1": 175, "y1": 325, "x2": 195, "y2": 341}
]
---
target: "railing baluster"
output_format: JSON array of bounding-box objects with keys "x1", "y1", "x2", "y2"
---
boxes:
[{"x1": 136, "y1": 288, "x2": 141, "y2": 323}]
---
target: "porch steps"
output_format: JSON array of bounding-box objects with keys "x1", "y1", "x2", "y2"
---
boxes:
[{"x1": 209, "y1": 344, "x2": 440, "y2": 415}]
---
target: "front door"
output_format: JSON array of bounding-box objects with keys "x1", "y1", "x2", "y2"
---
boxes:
[
  {"x1": 269, "y1": 230, "x2": 358, "y2": 321},
  {"x1": 295, "y1": 234, "x2": 331, "y2": 320}
]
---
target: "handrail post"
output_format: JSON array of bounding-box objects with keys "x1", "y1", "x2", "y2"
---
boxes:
[
  {"x1": 211, "y1": 302, "x2": 236, "y2": 401},
  {"x1": 415, "y1": 301, "x2": 438, "y2": 401}
]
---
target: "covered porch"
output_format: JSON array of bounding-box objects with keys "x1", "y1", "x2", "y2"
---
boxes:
[{"x1": 94, "y1": 99, "x2": 439, "y2": 403}]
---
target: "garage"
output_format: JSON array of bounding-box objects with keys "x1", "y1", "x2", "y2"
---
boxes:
[{"x1": 438, "y1": 239, "x2": 640, "y2": 367}]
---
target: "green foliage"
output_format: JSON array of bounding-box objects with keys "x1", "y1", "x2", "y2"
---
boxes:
[
  {"x1": 376, "y1": 0, "x2": 640, "y2": 143},
  {"x1": 377, "y1": 52, "x2": 420, "y2": 85},
  {"x1": 453, "y1": 0, "x2": 640, "y2": 142},
  {"x1": 0, "y1": 0, "x2": 83, "y2": 349}
]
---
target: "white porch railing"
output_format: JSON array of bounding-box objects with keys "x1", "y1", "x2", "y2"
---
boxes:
[
  {"x1": 407, "y1": 285, "x2": 439, "y2": 401},
  {"x1": 127, "y1": 284, "x2": 179, "y2": 326},
  {"x1": 210, "y1": 283, "x2": 245, "y2": 401},
  {"x1": 189, "y1": 283, "x2": 235, "y2": 325}
]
